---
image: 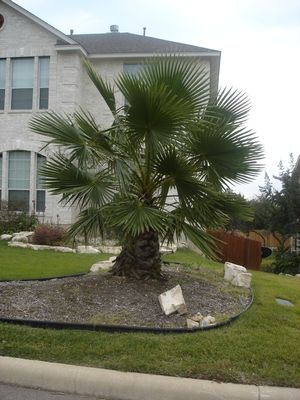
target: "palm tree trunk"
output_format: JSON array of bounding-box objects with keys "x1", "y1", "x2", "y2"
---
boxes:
[{"x1": 111, "y1": 230, "x2": 161, "y2": 279}]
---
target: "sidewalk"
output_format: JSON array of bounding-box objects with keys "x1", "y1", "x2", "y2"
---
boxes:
[{"x1": 0, "y1": 356, "x2": 299, "y2": 400}]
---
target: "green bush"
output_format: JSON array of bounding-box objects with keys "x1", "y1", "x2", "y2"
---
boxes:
[
  {"x1": 32, "y1": 224, "x2": 66, "y2": 246},
  {"x1": 0, "y1": 202, "x2": 38, "y2": 234},
  {"x1": 273, "y1": 247, "x2": 300, "y2": 275}
]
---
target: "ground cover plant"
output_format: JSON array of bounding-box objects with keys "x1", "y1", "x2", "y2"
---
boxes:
[
  {"x1": 0, "y1": 241, "x2": 109, "y2": 280},
  {"x1": 0, "y1": 249, "x2": 299, "y2": 387}
]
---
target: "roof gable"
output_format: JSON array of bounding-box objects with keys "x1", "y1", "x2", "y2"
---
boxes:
[{"x1": 0, "y1": 0, "x2": 77, "y2": 45}]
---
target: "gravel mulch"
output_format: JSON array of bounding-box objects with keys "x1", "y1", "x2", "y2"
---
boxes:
[{"x1": 0, "y1": 264, "x2": 251, "y2": 329}]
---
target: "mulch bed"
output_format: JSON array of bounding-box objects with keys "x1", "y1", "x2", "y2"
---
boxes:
[{"x1": 0, "y1": 264, "x2": 251, "y2": 329}]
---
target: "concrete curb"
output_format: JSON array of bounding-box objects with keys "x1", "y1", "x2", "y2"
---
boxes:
[{"x1": 0, "y1": 357, "x2": 300, "y2": 400}]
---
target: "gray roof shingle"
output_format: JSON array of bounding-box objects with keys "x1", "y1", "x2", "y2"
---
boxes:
[{"x1": 65, "y1": 32, "x2": 219, "y2": 55}]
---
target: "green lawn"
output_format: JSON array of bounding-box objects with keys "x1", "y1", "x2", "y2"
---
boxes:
[
  {"x1": 0, "y1": 241, "x2": 110, "y2": 280},
  {"x1": 0, "y1": 247, "x2": 300, "y2": 387}
]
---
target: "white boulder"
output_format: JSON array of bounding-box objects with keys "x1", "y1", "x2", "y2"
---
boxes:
[
  {"x1": 224, "y1": 262, "x2": 247, "y2": 282},
  {"x1": 158, "y1": 285, "x2": 187, "y2": 316},
  {"x1": 231, "y1": 272, "x2": 252, "y2": 289},
  {"x1": 0, "y1": 234, "x2": 12, "y2": 241},
  {"x1": 224, "y1": 261, "x2": 252, "y2": 289},
  {"x1": 77, "y1": 245, "x2": 100, "y2": 254}
]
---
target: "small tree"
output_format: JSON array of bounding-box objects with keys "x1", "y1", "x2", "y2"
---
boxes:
[
  {"x1": 30, "y1": 57, "x2": 263, "y2": 279},
  {"x1": 253, "y1": 156, "x2": 300, "y2": 248}
]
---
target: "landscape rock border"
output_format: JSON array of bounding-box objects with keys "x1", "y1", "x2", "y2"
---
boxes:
[{"x1": 0, "y1": 289, "x2": 254, "y2": 334}]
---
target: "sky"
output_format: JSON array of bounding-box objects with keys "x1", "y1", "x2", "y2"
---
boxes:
[{"x1": 16, "y1": 0, "x2": 300, "y2": 198}]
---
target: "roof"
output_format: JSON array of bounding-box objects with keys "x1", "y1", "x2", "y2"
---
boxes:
[{"x1": 66, "y1": 32, "x2": 220, "y2": 56}]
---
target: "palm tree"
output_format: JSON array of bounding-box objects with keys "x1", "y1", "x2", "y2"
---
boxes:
[{"x1": 30, "y1": 56, "x2": 263, "y2": 279}]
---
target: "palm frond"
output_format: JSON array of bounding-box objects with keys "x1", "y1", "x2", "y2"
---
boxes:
[
  {"x1": 40, "y1": 154, "x2": 116, "y2": 208},
  {"x1": 107, "y1": 199, "x2": 167, "y2": 237},
  {"x1": 153, "y1": 148, "x2": 210, "y2": 207},
  {"x1": 82, "y1": 59, "x2": 116, "y2": 116},
  {"x1": 66, "y1": 208, "x2": 106, "y2": 241},
  {"x1": 187, "y1": 120, "x2": 264, "y2": 188},
  {"x1": 182, "y1": 223, "x2": 219, "y2": 258}
]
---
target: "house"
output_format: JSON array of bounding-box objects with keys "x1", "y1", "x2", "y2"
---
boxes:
[{"x1": 0, "y1": 0, "x2": 221, "y2": 225}]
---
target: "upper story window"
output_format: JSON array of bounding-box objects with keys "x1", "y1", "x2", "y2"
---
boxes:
[
  {"x1": 11, "y1": 58, "x2": 34, "y2": 110},
  {"x1": 0, "y1": 59, "x2": 5, "y2": 110},
  {"x1": 0, "y1": 56, "x2": 50, "y2": 112}
]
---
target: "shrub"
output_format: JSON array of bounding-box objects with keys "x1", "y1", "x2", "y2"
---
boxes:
[
  {"x1": 0, "y1": 202, "x2": 38, "y2": 234},
  {"x1": 273, "y1": 247, "x2": 300, "y2": 275},
  {"x1": 33, "y1": 224, "x2": 66, "y2": 246}
]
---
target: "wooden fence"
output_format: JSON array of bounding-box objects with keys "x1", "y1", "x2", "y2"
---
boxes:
[
  {"x1": 210, "y1": 231, "x2": 261, "y2": 270},
  {"x1": 245, "y1": 231, "x2": 289, "y2": 248}
]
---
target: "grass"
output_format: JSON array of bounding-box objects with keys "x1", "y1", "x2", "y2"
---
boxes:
[
  {"x1": 0, "y1": 247, "x2": 300, "y2": 387},
  {"x1": 0, "y1": 241, "x2": 110, "y2": 280}
]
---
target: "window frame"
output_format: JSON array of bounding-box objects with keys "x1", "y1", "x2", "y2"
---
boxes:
[
  {"x1": 0, "y1": 56, "x2": 50, "y2": 112},
  {"x1": 0, "y1": 150, "x2": 47, "y2": 214}
]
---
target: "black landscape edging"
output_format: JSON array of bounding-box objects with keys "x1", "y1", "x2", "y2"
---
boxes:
[
  {"x1": 0, "y1": 272, "x2": 87, "y2": 283},
  {"x1": 0, "y1": 290, "x2": 254, "y2": 334}
]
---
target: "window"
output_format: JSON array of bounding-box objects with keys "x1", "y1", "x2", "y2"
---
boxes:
[
  {"x1": 0, "y1": 59, "x2": 5, "y2": 110},
  {"x1": 39, "y1": 57, "x2": 49, "y2": 109},
  {"x1": 11, "y1": 58, "x2": 34, "y2": 110},
  {"x1": 8, "y1": 151, "x2": 30, "y2": 211},
  {"x1": 36, "y1": 154, "x2": 46, "y2": 212},
  {"x1": 0, "y1": 151, "x2": 47, "y2": 213}
]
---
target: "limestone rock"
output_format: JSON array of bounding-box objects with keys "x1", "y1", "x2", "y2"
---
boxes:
[
  {"x1": 12, "y1": 231, "x2": 34, "y2": 238},
  {"x1": 187, "y1": 318, "x2": 199, "y2": 329},
  {"x1": 8, "y1": 242, "x2": 28, "y2": 249},
  {"x1": 200, "y1": 315, "x2": 216, "y2": 327},
  {"x1": 90, "y1": 260, "x2": 113, "y2": 273},
  {"x1": 0, "y1": 234, "x2": 12, "y2": 241},
  {"x1": 231, "y1": 272, "x2": 252, "y2": 289},
  {"x1": 158, "y1": 285, "x2": 187, "y2": 316},
  {"x1": 190, "y1": 312, "x2": 203, "y2": 322},
  {"x1": 98, "y1": 245, "x2": 122, "y2": 255},
  {"x1": 224, "y1": 262, "x2": 247, "y2": 282},
  {"x1": 176, "y1": 303, "x2": 188, "y2": 315},
  {"x1": 11, "y1": 235, "x2": 28, "y2": 243},
  {"x1": 27, "y1": 244, "x2": 75, "y2": 253},
  {"x1": 77, "y1": 245, "x2": 100, "y2": 254}
]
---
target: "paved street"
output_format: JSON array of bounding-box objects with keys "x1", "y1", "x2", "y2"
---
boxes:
[{"x1": 0, "y1": 384, "x2": 103, "y2": 400}]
